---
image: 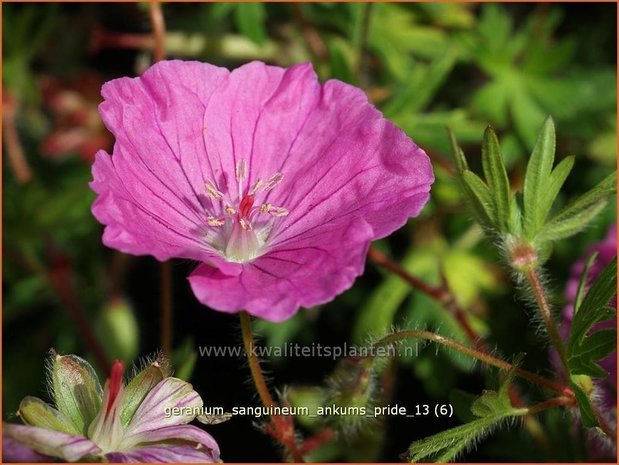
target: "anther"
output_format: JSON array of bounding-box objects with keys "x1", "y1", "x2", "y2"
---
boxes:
[
  {"x1": 205, "y1": 180, "x2": 223, "y2": 200},
  {"x1": 207, "y1": 216, "x2": 225, "y2": 227},
  {"x1": 264, "y1": 172, "x2": 284, "y2": 191}
]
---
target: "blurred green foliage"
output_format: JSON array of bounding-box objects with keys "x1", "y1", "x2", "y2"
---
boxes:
[{"x1": 2, "y1": 3, "x2": 616, "y2": 462}]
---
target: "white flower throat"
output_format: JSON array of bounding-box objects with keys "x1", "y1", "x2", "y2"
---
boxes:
[{"x1": 203, "y1": 160, "x2": 288, "y2": 263}]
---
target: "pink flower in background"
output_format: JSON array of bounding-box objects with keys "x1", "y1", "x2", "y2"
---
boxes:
[{"x1": 91, "y1": 60, "x2": 433, "y2": 321}]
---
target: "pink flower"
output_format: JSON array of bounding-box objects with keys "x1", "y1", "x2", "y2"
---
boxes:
[
  {"x1": 3, "y1": 353, "x2": 220, "y2": 463},
  {"x1": 91, "y1": 60, "x2": 433, "y2": 321}
]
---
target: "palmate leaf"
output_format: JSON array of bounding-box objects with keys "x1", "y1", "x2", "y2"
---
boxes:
[
  {"x1": 568, "y1": 258, "x2": 617, "y2": 378},
  {"x1": 407, "y1": 361, "x2": 526, "y2": 462}
]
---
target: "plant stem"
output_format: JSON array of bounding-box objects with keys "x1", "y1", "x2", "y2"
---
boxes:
[
  {"x1": 373, "y1": 329, "x2": 572, "y2": 397},
  {"x1": 368, "y1": 247, "x2": 486, "y2": 352},
  {"x1": 290, "y1": 3, "x2": 328, "y2": 64},
  {"x1": 149, "y1": 2, "x2": 166, "y2": 63},
  {"x1": 526, "y1": 396, "x2": 575, "y2": 415},
  {"x1": 239, "y1": 312, "x2": 305, "y2": 462},
  {"x1": 3, "y1": 91, "x2": 33, "y2": 184},
  {"x1": 368, "y1": 247, "x2": 557, "y2": 449},
  {"x1": 524, "y1": 267, "x2": 568, "y2": 370},
  {"x1": 239, "y1": 312, "x2": 277, "y2": 409},
  {"x1": 160, "y1": 261, "x2": 172, "y2": 358}
]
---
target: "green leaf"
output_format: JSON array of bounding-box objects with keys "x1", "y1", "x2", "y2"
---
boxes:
[
  {"x1": 568, "y1": 329, "x2": 616, "y2": 378},
  {"x1": 539, "y1": 172, "x2": 616, "y2": 241},
  {"x1": 234, "y1": 3, "x2": 267, "y2": 46},
  {"x1": 568, "y1": 258, "x2": 617, "y2": 378},
  {"x1": 523, "y1": 117, "x2": 556, "y2": 237},
  {"x1": 407, "y1": 360, "x2": 526, "y2": 462},
  {"x1": 481, "y1": 126, "x2": 511, "y2": 231},
  {"x1": 407, "y1": 412, "x2": 519, "y2": 462}
]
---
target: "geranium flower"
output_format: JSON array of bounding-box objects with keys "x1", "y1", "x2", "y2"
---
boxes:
[
  {"x1": 3, "y1": 352, "x2": 220, "y2": 463},
  {"x1": 90, "y1": 60, "x2": 433, "y2": 321}
]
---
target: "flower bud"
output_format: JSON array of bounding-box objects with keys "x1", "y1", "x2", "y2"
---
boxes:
[{"x1": 322, "y1": 358, "x2": 380, "y2": 436}]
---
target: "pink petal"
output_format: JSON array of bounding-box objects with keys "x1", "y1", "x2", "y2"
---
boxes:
[
  {"x1": 124, "y1": 378, "x2": 202, "y2": 440},
  {"x1": 3, "y1": 424, "x2": 100, "y2": 462},
  {"x1": 91, "y1": 60, "x2": 229, "y2": 262},
  {"x1": 189, "y1": 216, "x2": 374, "y2": 321},
  {"x1": 2, "y1": 434, "x2": 51, "y2": 462},
  {"x1": 114, "y1": 425, "x2": 220, "y2": 463},
  {"x1": 105, "y1": 443, "x2": 217, "y2": 463}
]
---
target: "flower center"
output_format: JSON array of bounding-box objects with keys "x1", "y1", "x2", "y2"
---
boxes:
[{"x1": 203, "y1": 160, "x2": 288, "y2": 263}]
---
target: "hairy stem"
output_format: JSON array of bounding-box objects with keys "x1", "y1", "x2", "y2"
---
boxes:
[
  {"x1": 526, "y1": 396, "x2": 576, "y2": 415},
  {"x1": 524, "y1": 267, "x2": 568, "y2": 370},
  {"x1": 373, "y1": 329, "x2": 572, "y2": 397},
  {"x1": 368, "y1": 247, "x2": 557, "y2": 449},
  {"x1": 239, "y1": 312, "x2": 305, "y2": 462},
  {"x1": 590, "y1": 402, "x2": 618, "y2": 445},
  {"x1": 368, "y1": 247, "x2": 486, "y2": 352}
]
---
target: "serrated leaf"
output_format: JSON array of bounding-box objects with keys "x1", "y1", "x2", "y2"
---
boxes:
[
  {"x1": 523, "y1": 117, "x2": 556, "y2": 237},
  {"x1": 539, "y1": 172, "x2": 616, "y2": 241},
  {"x1": 407, "y1": 358, "x2": 526, "y2": 462},
  {"x1": 481, "y1": 126, "x2": 511, "y2": 231},
  {"x1": 568, "y1": 258, "x2": 617, "y2": 378},
  {"x1": 568, "y1": 329, "x2": 616, "y2": 378},
  {"x1": 407, "y1": 412, "x2": 518, "y2": 463}
]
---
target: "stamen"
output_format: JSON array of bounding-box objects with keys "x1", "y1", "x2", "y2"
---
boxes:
[
  {"x1": 207, "y1": 216, "x2": 225, "y2": 227},
  {"x1": 260, "y1": 203, "x2": 289, "y2": 216},
  {"x1": 248, "y1": 178, "x2": 264, "y2": 195},
  {"x1": 225, "y1": 205, "x2": 237, "y2": 215},
  {"x1": 205, "y1": 180, "x2": 223, "y2": 200},
  {"x1": 236, "y1": 159, "x2": 247, "y2": 181},
  {"x1": 264, "y1": 172, "x2": 284, "y2": 191}
]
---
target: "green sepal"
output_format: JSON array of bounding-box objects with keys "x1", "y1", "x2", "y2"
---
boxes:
[
  {"x1": 50, "y1": 354, "x2": 103, "y2": 435},
  {"x1": 120, "y1": 360, "x2": 167, "y2": 426},
  {"x1": 19, "y1": 396, "x2": 80, "y2": 435}
]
